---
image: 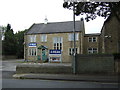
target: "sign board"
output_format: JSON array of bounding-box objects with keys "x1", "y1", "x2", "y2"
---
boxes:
[
  {"x1": 29, "y1": 43, "x2": 37, "y2": 47},
  {"x1": 49, "y1": 50, "x2": 61, "y2": 54},
  {"x1": 49, "y1": 50, "x2": 62, "y2": 63}
]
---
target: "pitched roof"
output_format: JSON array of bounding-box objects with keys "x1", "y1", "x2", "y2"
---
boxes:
[{"x1": 26, "y1": 21, "x2": 84, "y2": 34}]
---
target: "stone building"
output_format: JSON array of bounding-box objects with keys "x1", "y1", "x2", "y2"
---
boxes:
[
  {"x1": 24, "y1": 20, "x2": 85, "y2": 62},
  {"x1": 100, "y1": 15, "x2": 120, "y2": 53},
  {"x1": 83, "y1": 33, "x2": 101, "y2": 54}
]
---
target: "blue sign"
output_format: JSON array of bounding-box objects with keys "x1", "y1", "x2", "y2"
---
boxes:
[
  {"x1": 29, "y1": 43, "x2": 37, "y2": 47},
  {"x1": 49, "y1": 50, "x2": 61, "y2": 54}
]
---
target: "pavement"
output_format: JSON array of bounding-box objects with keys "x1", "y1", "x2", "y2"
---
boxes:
[{"x1": 13, "y1": 73, "x2": 119, "y2": 83}]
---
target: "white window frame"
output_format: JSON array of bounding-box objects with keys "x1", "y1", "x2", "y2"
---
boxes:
[
  {"x1": 28, "y1": 48, "x2": 37, "y2": 56},
  {"x1": 29, "y1": 35, "x2": 36, "y2": 42},
  {"x1": 68, "y1": 33, "x2": 79, "y2": 41},
  {"x1": 88, "y1": 48, "x2": 98, "y2": 54},
  {"x1": 53, "y1": 37, "x2": 63, "y2": 50},
  {"x1": 68, "y1": 48, "x2": 79, "y2": 55},
  {"x1": 88, "y1": 37, "x2": 97, "y2": 42},
  {"x1": 93, "y1": 37, "x2": 97, "y2": 42},
  {"x1": 88, "y1": 37, "x2": 92, "y2": 42},
  {"x1": 41, "y1": 34, "x2": 47, "y2": 42}
]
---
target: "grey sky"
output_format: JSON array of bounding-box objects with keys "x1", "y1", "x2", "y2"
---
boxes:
[{"x1": 0, "y1": 0, "x2": 105, "y2": 33}]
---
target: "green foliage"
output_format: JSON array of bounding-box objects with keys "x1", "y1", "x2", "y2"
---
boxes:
[
  {"x1": 15, "y1": 30, "x2": 27, "y2": 58},
  {"x1": 2, "y1": 24, "x2": 17, "y2": 55},
  {"x1": 2, "y1": 24, "x2": 27, "y2": 59},
  {"x1": 63, "y1": 2, "x2": 120, "y2": 22}
]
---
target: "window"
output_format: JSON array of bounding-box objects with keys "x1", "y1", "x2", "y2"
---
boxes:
[
  {"x1": 93, "y1": 37, "x2": 97, "y2": 42},
  {"x1": 88, "y1": 37, "x2": 92, "y2": 42},
  {"x1": 88, "y1": 48, "x2": 92, "y2": 54},
  {"x1": 93, "y1": 48, "x2": 97, "y2": 53},
  {"x1": 68, "y1": 33, "x2": 79, "y2": 41},
  {"x1": 53, "y1": 37, "x2": 63, "y2": 50},
  {"x1": 41, "y1": 34, "x2": 47, "y2": 42},
  {"x1": 29, "y1": 35, "x2": 36, "y2": 42},
  {"x1": 88, "y1": 37, "x2": 97, "y2": 42},
  {"x1": 88, "y1": 48, "x2": 98, "y2": 54},
  {"x1": 28, "y1": 48, "x2": 37, "y2": 56},
  {"x1": 69, "y1": 48, "x2": 78, "y2": 55}
]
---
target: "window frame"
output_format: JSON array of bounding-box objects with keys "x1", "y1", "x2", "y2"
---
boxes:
[
  {"x1": 41, "y1": 34, "x2": 47, "y2": 42},
  {"x1": 28, "y1": 48, "x2": 37, "y2": 56},
  {"x1": 88, "y1": 37, "x2": 97, "y2": 42},
  {"x1": 88, "y1": 48, "x2": 98, "y2": 54},
  {"x1": 68, "y1": 48, "x2": 79, "y2": 55},
  {"x1": 29, "y1": 35, "x2": 36, "y2": 42},
  {"x1": 68, "y1": 33, "x2": 79, "y2": 41},
  {"x1": 53, "y1": 37, "x2": 63, "y2": 50}
]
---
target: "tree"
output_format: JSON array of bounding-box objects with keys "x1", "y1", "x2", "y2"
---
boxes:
[
  {"x1": 0, "y1": 26, "x2": 6, "y2": 40},
  {"x1": 2, "y1": 24, "x2": 17, "y2": 55},
  {"x1": 15, "y1": 30, "x2": 27, "y2": 58},
  {"x1": 63, "y1": 2, "x2": 120, "y2": 22}
]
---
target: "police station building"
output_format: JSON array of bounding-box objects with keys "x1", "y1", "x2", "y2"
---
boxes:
[{"x1": 24, "y1": 20, "x2": 85, "y2": 63}]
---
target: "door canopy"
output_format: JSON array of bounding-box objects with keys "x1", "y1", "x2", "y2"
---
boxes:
[{"x1": 38, "y1": 45, "x2": 48, "y2": 49}]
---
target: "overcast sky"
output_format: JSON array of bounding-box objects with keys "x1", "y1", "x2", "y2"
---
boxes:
[{"x1": 0, "y1": 0, "x2": 106, "y2": 34}]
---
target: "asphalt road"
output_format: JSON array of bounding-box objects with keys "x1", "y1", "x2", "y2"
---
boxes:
[
  {"x1": 1, "y1": 59, "x2": 119, "y2": 88},
  {"x1": 2, "y1": 78, "x2": 118, "y2": 88}
]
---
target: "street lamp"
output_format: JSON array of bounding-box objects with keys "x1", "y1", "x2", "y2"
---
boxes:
[
  {"x1": 73, "y1": 2, "x2": 76, "y2": 74},
  {"x1": 63, "y1": 1, "x2": 77, "y2": 74}
]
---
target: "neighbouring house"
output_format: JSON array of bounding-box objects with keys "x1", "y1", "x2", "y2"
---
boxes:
[
  {"x1": 100, "y1": 15, "x2": 120, "y2": 54},
  {"x1": 83, "y1": 33, "x2": 101, "y2": 54}
]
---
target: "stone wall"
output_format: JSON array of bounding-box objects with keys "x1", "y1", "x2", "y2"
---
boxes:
[
  {"x1": 75, "y1": 54, "x2": 115, "y2": 74},
  {"x1": 16, "y1": 64, "x2": 72, "y2": 74}
]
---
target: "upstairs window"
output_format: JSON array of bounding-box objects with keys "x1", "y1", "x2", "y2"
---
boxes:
[
  {"x1": 68, "y1": 33, "x2": 79, "y2": 41},
  {"x1": 53, "y1": 37, "x2": 63, "y2": 50},
  {"x1": 93, "y1": 37, "x2": 97, "y2": 42},
  {"x1": 88, "y1": 37, "x2": 92, "y2": 42},
  {"x1": 29, "y1": 35, "x2": 36, "y2": 42},
  {"x1": 41, "y1": 34, "x2": 47, "y2": 42}
]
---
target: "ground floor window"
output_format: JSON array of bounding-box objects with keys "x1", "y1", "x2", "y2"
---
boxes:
[
  {"x1": 88, "y1": 48, "x2": 98, "y2": 54},
  {"x1": 69, "y1": 48, "x2": 78, "y2": 55},
  {"x1": 28, "y1": 48, "x2": 37, "y2": 56}
]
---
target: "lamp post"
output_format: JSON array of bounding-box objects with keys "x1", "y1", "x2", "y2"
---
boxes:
[
  {"x1": 63, "y1": 1, "x2": 77, "y2": 74},
  {"x1": 73, "y1": 2, "x2": 76, "y2": 74}
]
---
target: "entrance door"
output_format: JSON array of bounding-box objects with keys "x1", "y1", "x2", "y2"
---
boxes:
[{"x1": 42, "y1": 49, "x2": 47, "y2": 60}]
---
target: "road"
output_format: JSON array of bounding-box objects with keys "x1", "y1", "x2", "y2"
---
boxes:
[
  {"x1": 1, "y1": 59, "x2": 119, "y2": 88},
  {"x1": 2, "y1": 78, "x2": 118, "y2": 88}
]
